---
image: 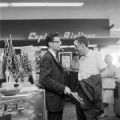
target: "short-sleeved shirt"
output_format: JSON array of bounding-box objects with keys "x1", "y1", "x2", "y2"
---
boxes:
[{"x1": 78, "y1": 50, "x2": 105, "y2": 81}]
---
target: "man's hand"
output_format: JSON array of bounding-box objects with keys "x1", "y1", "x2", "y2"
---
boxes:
[{"x1": 64, "y1": 86, "x2": 71, "y2": 95}]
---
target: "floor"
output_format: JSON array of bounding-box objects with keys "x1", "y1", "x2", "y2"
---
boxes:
[
  {"x1": 63, "y1": 102, "x2": 120, "y2": 120},
  {"x1": 9, "y1": 101, "x2": 120, "y2": 120}
]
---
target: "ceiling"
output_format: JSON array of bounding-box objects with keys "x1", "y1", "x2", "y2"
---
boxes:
[
  {"x1": 0, "y1": 0, "x2": 120, "y2": 19},
  {"x1": 0, "y1": 0, "x2": 120, "y2": 37},
  {"x1": 0, "y1": 0, "x2": 120, "y2": 29}
]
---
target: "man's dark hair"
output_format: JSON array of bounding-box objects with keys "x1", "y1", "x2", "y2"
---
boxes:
[
  {"x1": 45, "y1": 33, "x2": 59, "y2": 47},
  {"x1": 75, "y1": 36, "x2": 89, "y2": 47}
]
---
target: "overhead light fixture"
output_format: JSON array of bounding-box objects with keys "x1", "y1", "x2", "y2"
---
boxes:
[
  {"x1": 0, "y1": 2, "x2": 84, "y2": 7},
  {"x1": 112, "y1": 28, "x2": 120, "y2": 31},
  {"x1": 61, "y1": 45, "x2": 75, "y2": 48},
  {"x1": 0, "y1": 3, "x2": 9, "y2": 7},
  {"x1": 40, "y1": 46, "x2": 48, "y2": 49},
  {"x1": 39, "y1": 45, "x2": 96, "y2": 49},
  {"x1": 88, "y1": 44, "x2": 97, "y2": 47}
]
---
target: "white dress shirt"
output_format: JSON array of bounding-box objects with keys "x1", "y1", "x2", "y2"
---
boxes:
[{"x1": 78, "y1": 50, "x2": 105, "y2": 81}]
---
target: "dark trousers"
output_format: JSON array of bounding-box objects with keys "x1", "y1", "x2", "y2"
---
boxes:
[
  {"x1": 69, "y1": 71, "x2": 78, "y2": 92},
  {"x1": 76, "y1": 105, "x2": 99, "y2": 120},
  {"x1": 48, "y1": 111, "x2": 63, "y2": 120},
  {"x1": 84, "y1": 109, "x2": 99, "y2": 120},
  {"x1": 76, "y1": 104, "x2": 86, "y2": 120}
]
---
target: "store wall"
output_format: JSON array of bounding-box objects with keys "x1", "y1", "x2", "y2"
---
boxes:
[{"x1": 0, "y1": 19, "x2": 110, "y2": 40}]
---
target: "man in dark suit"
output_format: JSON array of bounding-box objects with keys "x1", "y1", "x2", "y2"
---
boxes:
[{"x1": 39, "y1": 33, "x2": 71, "y2": 120}]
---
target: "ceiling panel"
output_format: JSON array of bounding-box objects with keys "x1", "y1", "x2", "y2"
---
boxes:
[{"x1": 0, "y1": 0, "x2": 120, "y2": 20}]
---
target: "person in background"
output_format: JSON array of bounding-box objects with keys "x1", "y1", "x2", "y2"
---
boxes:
[
  {"x1": 39, "y1": 33, "x2": 71, "y2": 120},
  {"x1": 74, "y1": 36, "x2": 105, "y2": 120},
  {"x1": 102, "y1": 54, "x2": 116, "y2": 117}
]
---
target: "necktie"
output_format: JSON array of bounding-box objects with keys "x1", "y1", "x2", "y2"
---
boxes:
[{"x1": 55, "y1": 54, "x2": 59, "y2": 62}]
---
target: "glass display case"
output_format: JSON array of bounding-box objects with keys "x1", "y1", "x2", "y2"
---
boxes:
[{"x1": 0, "y1": 87, "x2": 46, "y2": 120}]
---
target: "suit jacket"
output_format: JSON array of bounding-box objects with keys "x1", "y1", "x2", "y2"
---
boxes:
[{"x1": 39, "y1": 50, "x2": 65, "y2": 112}]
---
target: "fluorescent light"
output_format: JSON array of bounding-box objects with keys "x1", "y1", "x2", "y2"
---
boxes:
[
  {"x1": 61, "y1": 45, "x2": 97, "y2": 48},
  {"x1": 0, "y1": 2, "x2": 84, "y2": 7},
  {"x1": 112, "y1": 28, "x2": 120, "y2": 31},
  {"x1": 14, "y1": 45, "x2": 96, "y2": 49},
  {"x1": 88, "y1": 44, "x2": 97, "y2": 47},
  {"x1": 61, "y1": 45, "x2": 75, "y2": 48},
  {"x1": 11, "y1": 3, "x2": 84, "y2": 7},
  {"x1": 41, "y1": 46, "x2": 48, "y2": 49},
  {"x1": 0, "y1": 3, "x2": 9, "y2": 7}
]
